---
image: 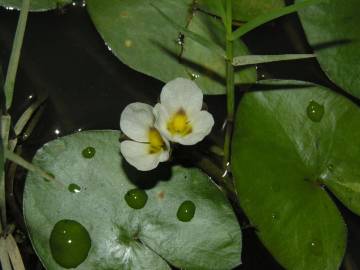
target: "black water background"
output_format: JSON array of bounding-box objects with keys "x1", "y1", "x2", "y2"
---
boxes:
[{"x1": 0, "y1": 4, "x2": 359, "y2": 270}]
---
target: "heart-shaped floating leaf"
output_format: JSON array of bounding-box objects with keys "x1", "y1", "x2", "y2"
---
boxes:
[
  {"x1": 0, "y1": 0, "x2": 71, "y2": 11},
  {"x1": 297, "y1": 0, "x2": 360, "y2": 99},
  {"x1": 197, "y1": 0, "x2": 284, "y2": 22},
  {"x1": 24, "y1": 130, "x2": 242, "y2": 270},
  {"x1": 86, "y1": 0, "x2": 256, "y2": 95},
  {"x1": 231, "y1": 80, "x2": 360, "y2": 269}
]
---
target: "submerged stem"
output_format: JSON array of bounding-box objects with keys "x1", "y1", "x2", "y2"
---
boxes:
[
  {"x1": 223, "y1": 0, "x2": 234, "y2": 171},
  {"x1": 4, "y1": 0, "x2": 31, "y2": 110}
]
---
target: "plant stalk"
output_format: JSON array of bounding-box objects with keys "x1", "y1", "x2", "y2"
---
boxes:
[
  {"x1": 223, "y1": 0, "x2": 234, "y2": 172},
  {"x1": 4, "y1": 149, "x2": 59, "y2": 184},
  {"x1": 4, "y1": 0, "x2": 31, "y2": 110}
]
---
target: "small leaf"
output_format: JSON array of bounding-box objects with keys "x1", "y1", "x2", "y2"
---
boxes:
[
  {"x1": 298, "y1": 0, "x2": 360, "y2": 99},
  {"x1": 231, "y1": 80, "x2": 357, "y2": 269},
  {"x1": 232, "y1": 54, "x2": 315, "y2": 66},
  {"x1": 0, "y1": 0, "x2": 71, "y2": 11},
  {"x1": 24, "y1": 130, "x2": 242, "y2": 269}
]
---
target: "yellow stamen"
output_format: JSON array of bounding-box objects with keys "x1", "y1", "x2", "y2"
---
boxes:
[
  {"x1": 167, "y1": 109, "x2": 192, "y2": 136},
  {"x1": 148, "y1": 128, "x2": 166, "y2": 154}
]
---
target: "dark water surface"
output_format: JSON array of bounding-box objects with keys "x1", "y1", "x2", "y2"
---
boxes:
[{"x1": 0, "y1": 4, "x2": 359, "y2": 270}]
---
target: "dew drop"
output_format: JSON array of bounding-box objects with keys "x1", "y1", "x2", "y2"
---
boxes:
[
  {"x1": 190, "y1": 73, "x2": 200, "y2": 80},
  {"x1": 124, "y1": 188, "x2": 148, "y2": 209},
  {"x1": 177, "y1": 200, "x2": 196, "y2": 222},
  {"x1": 124, "y1": 39, "x2": 133, "y2": 48},
  {"x1": 176, "y1": 32, "x2": 185, "y2": 46},
  {"x1": 50, "y1": 219, "x2": 91, "y2": 269},
  {"x1": 306, "y1": 101, "x2": 324, "y2": 122},
  {"x1": 68, "y1": 183, "x2": 81, "y2": 193},
  {"x1": 82, "y1": 147, "x2": 96, "y2": 159},
  {"x1": 310, "y1": 240, "x2": 323, "y2": 256}
]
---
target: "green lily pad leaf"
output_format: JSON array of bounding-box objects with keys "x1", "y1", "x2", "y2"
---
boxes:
[
  {"x1": 231, "y1": 80, "x2": 358, "y2": 270},
  {"x1": 24, "y1": 130, "x2": 242, "y2": 269},
  {"x1": 298, "y1": 0, "x2": 360, "y2": 98},
  {"x1": 86, "y1": 0, "x2": 256, "y2": 95},
  {"x1": 197, "y1": 0, "x2": 284, "y2": 22},
  {"x1": 0, "y1": 0, "x2": 71, "y2": 11}
]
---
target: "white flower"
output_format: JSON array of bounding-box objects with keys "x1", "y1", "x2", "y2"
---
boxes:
[
  {"x1": 120, "y1": 102, "x2": 170, "y2": 171},
  {"x1": 153, "y1": 78, "x2": 214, "y2": 145}
]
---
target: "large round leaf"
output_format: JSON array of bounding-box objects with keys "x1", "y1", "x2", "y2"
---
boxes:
[
  {"x1": 86, "y1": 0, "x2": 256, "y2": 95},
  {"x1": 198, "y1": 0, "x2": 284, "y2": 22},
  {"x1": 24, "y1": 130, "x2": 242, "y2": 269},
  {"x1": 231, "y1": 80, "x2": 360, "y2": 269},
  {"x1": 298, "y1": 0, "x2": 360, "y2": 98},
  {"x1": 0, "y1": 0, "x2": 71, "y2": 11}
]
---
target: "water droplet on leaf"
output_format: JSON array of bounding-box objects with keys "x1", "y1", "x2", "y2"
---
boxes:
[
  {"x1": 177, "y1": 200, "x2": 196, "y2": 222},
  {"x1": 124, "y1": 188, "x2": 148, "y2": 209},
  {"x1": 50, "y1": 219, "x2": 91, "y2": 269},
  {"x1": 82, "y1": 147, "x2": 96, "y2": 159},
  {"x1": 124, "y1": 39, "x2": 133, "y2": 48},
  {"x1": 68, "y1": 183, "x2": 81, "y2": 193},
  {"x1": 190, "y1": 73, "x2": 200, "y2": 80},
  {"x1": 306, "y1": 101, "x2": 324, "y2": 122},
  {"x1": 310, "y1": 240, "x2": 323, "y2": 256}
]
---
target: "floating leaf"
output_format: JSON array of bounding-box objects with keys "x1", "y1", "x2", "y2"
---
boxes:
[
  {"x1": 298, "y1": 0, "x2": 360, "y2": 99},
  {"x1": 24, "y1": 130, "x2": 242, "y2": 269},
  {"x1": 231, "y1": 80, "x2": 360, "y2": 269},
  {"x1": 0, "y1": 0, "x2": 71, "y2": 11},
  {"x1": 197, "y1": 0, "x2": 284, "y2": 22},
  {"x1": 152, "y1": 4, "x2": 225, "y2": 57},
  {"x1": 86, "y1": 0, "x2": 256, "y2": 95}
]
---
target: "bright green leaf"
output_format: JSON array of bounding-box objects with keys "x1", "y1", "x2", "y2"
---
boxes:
[
  {"x1": 24, "y1": 130, "x2": 242, "y2": 269},
  {"x1": 298, "y1": 0, "x2": 360, "y2": 99},
  {"x1": 231, "y1": 80, "x2": 358, "y2": 270},
  {"x1": 197, "y1": 0, "x2": 284, "y2": 22},
  {"x1": 86, "y1": 0, "x2": 256, "y2": 95},
  {"x1": 232, "y1": 54, "x2": 314, "y2": 66},
  {"x1": 0, "y1": 0, "x2": 71, "y2": 11}
]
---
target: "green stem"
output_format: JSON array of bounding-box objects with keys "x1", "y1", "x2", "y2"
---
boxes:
[
  {"x1": 223, "y1": 0, "x2": 234, "y2": 171},
  {"x1": 0, "y1": 116, "x2": 11, "y2": 227},
  {"x1": 4, "y1": 0, "x2": 31, "y2": 110}
]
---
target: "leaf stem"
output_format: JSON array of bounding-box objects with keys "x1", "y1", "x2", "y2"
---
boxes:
[
  {"x1": 4, "y1": 0, "x2": 31, "y2": 110},
  {"x1": 223, "y1": 0, "x2": 234, "y2": 172},
  {"x1": 4, "y1": 149, "x2": 59, "y2": 184}
]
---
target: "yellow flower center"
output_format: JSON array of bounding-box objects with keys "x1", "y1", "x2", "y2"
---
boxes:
[
  {"x1": 148, "y1": 128, "x2": 166, "y2": 154},
  {"x1": 167, "y1": 109, "x2": 192, "y2": 136}
]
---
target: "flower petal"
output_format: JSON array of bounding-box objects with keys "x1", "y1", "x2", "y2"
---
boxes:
[
  {"x1": 120, "y1": 102, "x2": 154, "y2": 142},
  {"x1": 160, "y1": 78, "x2": 203, "y2": 115},
  {"x1": 120, "y1": 140, "x2": 168, "y2": 171},
  {"x1": 175, "y1": 111, "x2": 214, "y2": 145},
  {"x1": 153, "y1": 103, "x2": 172, "y2": 140}
]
